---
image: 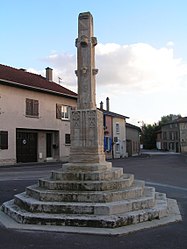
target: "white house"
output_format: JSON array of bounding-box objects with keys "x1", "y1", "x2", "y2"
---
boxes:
[{"x1": 0, "y1": 64, "x2": 77, "y2": 166}]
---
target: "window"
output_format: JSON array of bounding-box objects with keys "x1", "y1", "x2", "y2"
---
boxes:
[
  {"x1": 0, "y1": 131, "x2": 8, "y2": 149},
  {"x1": 26, "y1": 98, "x2": 39, "y2": 117},
  {"x1": 116, "y1": 123, "x2": 120, "y2": 133},
  {"x1": 56, "y1": 104, "x2": 71, "y2": 120},
  {"x1": 163, "y1": 142, "x2": 167, "y2": 150},
  {"x1": 172, "y1": 132, "x2": 175, "y2": 140},
  {"x1": 176, "y1": 132, "x2": 178, "y2": 140},
  {"x1": 133, "y1": 141, "x2": 136, "y2": 152},
  {"x1": 169, "y1": 142, "x2": 174, "y2": 150},
  {"x1": 163, "y1": 132, "x2": 167, "y2": 140},
  {"x1": 103, "y1": 114, "x2": 106, "y2": 128},
  {"x1": 65, "y1": 134, "x2": 71, "y2": 145},
  {"x1": 169, "y1": 132, "x2": 175, "y2": 140},
  {"x1": 116, "y1": 143, "x2": 120, "y2": 153}
]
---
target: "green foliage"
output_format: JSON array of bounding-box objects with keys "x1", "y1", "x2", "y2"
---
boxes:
[
  {"x1": 140, "y1": 114, "x2": 182, "y2": 149},
  {"x1": 159, "y1": 114, "x2": 181, "y2": 126},
  {"x1": 141, "y1": 123, "x2": 157, "y2": 149}
]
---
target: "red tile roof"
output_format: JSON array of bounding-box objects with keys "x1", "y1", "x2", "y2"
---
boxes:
[{"x1": 0, "y1": 64, "x2": 77, "y2": 98}]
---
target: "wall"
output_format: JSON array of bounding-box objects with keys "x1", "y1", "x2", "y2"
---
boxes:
[
  {"x1": 104, "y1": 115, "x2": 113, "y2": 159},
  {"x1": 126, "y1": 126, "x2": 140, "y2": 156},
  {"x1": 179, "y1": 123, "x2": 187, "y2": 153},
  {"x1": 161, "y1": 123, "x2": 179, "y2": 152},
  {"x1": 113, "y1": 117, "x2": 127, "y2": 158}
]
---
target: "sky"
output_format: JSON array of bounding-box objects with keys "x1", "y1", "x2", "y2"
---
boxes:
[{"x1": 1, "y1": 0, "x2": 187, "y2": 126}]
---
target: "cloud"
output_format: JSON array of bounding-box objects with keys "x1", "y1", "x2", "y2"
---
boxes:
[
  {"x1": 96, "y1": 42, "x2": 187, "y2": 94},
  {"x1": 166, "y1": 41, "x2": 174, "y2": 47},
  {"x1": 30, "y1": 42, "x2": 187, "y2": 96},
  {"x1": 42, "y1": 52, "x2": 77, "y2": 91}
]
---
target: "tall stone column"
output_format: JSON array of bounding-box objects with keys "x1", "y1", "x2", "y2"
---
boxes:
[
  {"x1": 75, "y1": 12, "x2": 97, "y2": 110},
  {"x1": 69, "y1": 12, "x2": 105, "y2": 164}
]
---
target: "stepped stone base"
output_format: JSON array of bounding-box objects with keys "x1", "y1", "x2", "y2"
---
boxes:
[
  {"x1": 1, "y1": 162, "x2": 181, "y2": 230},
  {"x1": 2, "y1": 196, "x2": 168, "y2": 228}
]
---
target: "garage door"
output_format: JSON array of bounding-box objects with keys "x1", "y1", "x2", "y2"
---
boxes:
[{"x1": 16, "y1": 132, "x2": 37, "y2": 163}]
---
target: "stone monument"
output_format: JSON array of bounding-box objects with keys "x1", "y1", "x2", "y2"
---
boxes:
[
  {"x1": 1, "y1": 12, "x2": 181, "y2": 233},
  {"x1": 69, "y1": 12, "x2": 105, "y2": 164}
]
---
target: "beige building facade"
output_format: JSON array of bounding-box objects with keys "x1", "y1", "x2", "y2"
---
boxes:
[
  {"x1": 113, "y1": 116, "x2": 127, "y2": 158},
  {"x1": 126, "y1": 123, "x2": 141, "y2": 156},
  {"x1": 179, "y1": 119, "x2": 187, "y2": 153},
  {"x1": 100, "y1": 98, "x2": 129, "y2": 159},
  {"x1": 155, "y1": 117, "x2": 187, "y2": 153},
  {"x1": 0, "y1": 65, "x2": 77, "y2": 166}
]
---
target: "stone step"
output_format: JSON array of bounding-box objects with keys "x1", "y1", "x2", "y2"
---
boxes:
[
  {"x1": 2, "y1": 196, "x2": 168, "y2": 228},
  {"x1": 62, "y1": 162, "x2": 112, "y2": 172},
  {"x1": 39, "y1": 174, "x2": 134, "y2": 191},
  {"x1": 26, "y1": 180, "x2": 145, "y2": 203},
  {"x1": 51, "y1": 167, "x2": 124, "y2": 181},
  {"x1": 14, "y1": 187, "x2": 155, "y2": 215}
]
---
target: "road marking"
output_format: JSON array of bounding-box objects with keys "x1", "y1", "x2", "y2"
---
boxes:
[{"x1": 146, "y1": 181, "x2": 187, "y2": 192}]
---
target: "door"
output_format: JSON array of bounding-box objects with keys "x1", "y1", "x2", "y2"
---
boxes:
[
  {"x1": 16, "y1": 132, "x2": 37, "y2": 163},
  {"x1": 126, "y1": 140, "x2": 132, "y2": 157},
  {"x1": 46, "y1": 133, "x2": 52, "y2": 158}
]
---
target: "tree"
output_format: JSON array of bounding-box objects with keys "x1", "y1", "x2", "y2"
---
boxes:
[
  {"x1": 159, "y1": 114, "x2": 181, "y2": 126},
  {"x1": 141, "y1": 123, "x2": 157, "y2": 149},
  {"x1": 140, "y1": 114, "x2": 182, "y2": 150}
]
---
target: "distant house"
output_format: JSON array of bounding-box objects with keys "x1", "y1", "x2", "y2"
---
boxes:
[
  {"x1": 100, "y1": 98, "x2": 129, "y2": 159},
  {"x1": 155, "y1": 129, "x2": 162, "y2": 150},
  {"x1": 156, "y1": 117, "x2": 187, "y2": 153},
  {"x1": 161, "y1": 120, "x2": 180, "y2": 152},
  {"x1": 0, "y1": 64, "x2": 77, "y2": 166},
  {"x1": 179, "y1": 117, "x2": 187, "y2": 153},
  {"x1": 126, "y1": 123, "x2": 141, "y2": 156}
]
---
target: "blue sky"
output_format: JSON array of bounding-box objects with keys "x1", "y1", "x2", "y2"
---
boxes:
[{"x1": 1, "y1": 0, "x2": 187, "y2": 125}]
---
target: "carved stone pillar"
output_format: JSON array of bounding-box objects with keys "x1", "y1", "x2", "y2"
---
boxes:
[{"x1": 70, "y1": 12, "x2": 105, "y2": 164}]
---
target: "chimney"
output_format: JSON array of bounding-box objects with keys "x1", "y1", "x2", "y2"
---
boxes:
[
  {"x1": 19, "y1": 68, "x2": 26, "y2": 72},
  {"x1": 106, "y1": 97, "x2": 110, "y2": 111},
  {"x1": 100, "y1": 101, "x2": 103, "y2": 110},
  {"x1": 46, "y1": 67, "x2": 53, "y2": 81}
]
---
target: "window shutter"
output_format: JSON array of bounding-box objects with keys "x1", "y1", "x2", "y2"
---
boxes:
[
  {"x1": 33, "y1": 100, "x2": 39, "y2": 116},
  {"x1": 26, "y1": 98, "x2": 38, "y2": 116},
  {"x1": 104, "y1": 137, "x2": 107, "y2": 151},
  {"x1": 109, "y1": 137, "x2": 112, "y2": 151},
  {"x1": 56, "y1": 104, "x2": 61, "y2": 119},
  {"x1": 26, "y1": 98, "x2": 31, "y2": 115}
]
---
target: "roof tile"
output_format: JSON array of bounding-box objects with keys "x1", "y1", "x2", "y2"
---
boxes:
[{"x1": 0, "y1": 64, "x2": 77, "y2": 98}]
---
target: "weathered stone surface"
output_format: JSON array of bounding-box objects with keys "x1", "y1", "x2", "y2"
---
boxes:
[
  {"x1": 69, "y1": 109, "x2": 105, "y2": 164},
  {"x1": 2, "y1": 196, "x2": 169, "y2": 228},
  {"x1": 51, "y1": 167, "x2": 123, "y2": 181},
  {"x1": 13, "y1": 186, "x2": 155, "y2": 215},
  {"x1": 62, "y1": 162, "x2": 112, "y2": 172},
  {"x1": 38, "y1": 174, "x2": 134, "y2": 191},
  {"x1": 26, "y1": 180, "x2": 145, "y2": 203}
]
